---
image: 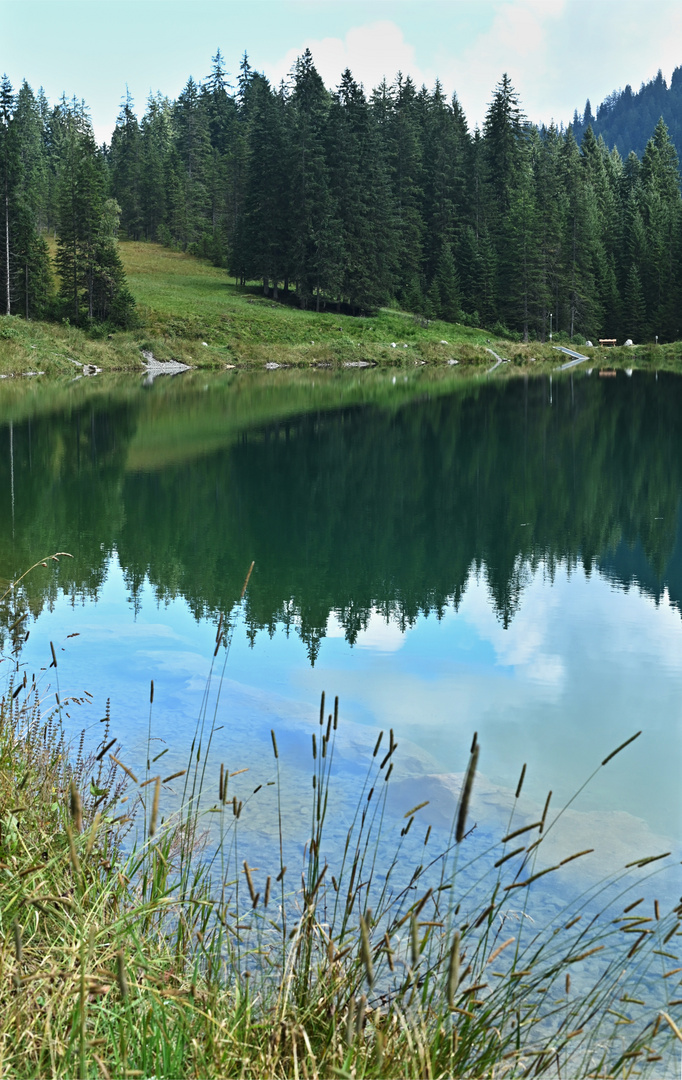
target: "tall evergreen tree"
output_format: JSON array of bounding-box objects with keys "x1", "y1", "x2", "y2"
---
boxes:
[
  {"x1": 560, "y1": 129, "x2": 602, "y2": 338},
  {"x1": 0, "y1": 74, "x2": 17, "y2": 314},
  {"x1": 483, "y1": 74, "x2": 525, "y2": 324},
  {"x1": 56, "y1": 101, "x2": 134, "y2": 325},
  {"x1": 139, "y1": 93, "x2": 171, "y2": 241},
  {"x1": 433, "y1": 242, "x2": 461, "y2": 321},
  {"x1": 327, "y1": 69, "x2": 395, "y2": 310},
  {"x1": 243, "y1": 74, "x2": 289, "y2": 295},
  {"x1": 169, "y1": 76, "x2": 211, "y2": 250},
  {"x1": 638, "y1": 117, "x2": 681, "y2": 335},
  {"x1": 109, "y1": 88, "x2": 142, "y2": 239},
  {"x1": 289, "y1": 49, "x2": 340, "y2": 309},
  {"x1": 385, "y1": 74, "x2": 424, "y2": 297},
  {"x1": 12, "y1": 80, "x2": 52, "y2": 317}
]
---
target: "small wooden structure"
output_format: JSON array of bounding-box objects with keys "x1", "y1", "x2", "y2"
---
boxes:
[{"x1": 598, "y1": 338, "x2": 617, "y2": 347}]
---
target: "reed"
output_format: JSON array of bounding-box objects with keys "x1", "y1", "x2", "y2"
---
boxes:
[{"x1": 0, "y1": 561, "x2": 679, "y2": 1077}]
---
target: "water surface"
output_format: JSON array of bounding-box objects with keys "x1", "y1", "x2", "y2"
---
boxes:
[{"x1": 1, "y1": 367, "x2": 680, "y2": 892}]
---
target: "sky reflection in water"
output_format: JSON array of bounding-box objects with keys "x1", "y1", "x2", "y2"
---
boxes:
[{"x1": 1, "y1": 369, "x2": 681, "y2": 898}]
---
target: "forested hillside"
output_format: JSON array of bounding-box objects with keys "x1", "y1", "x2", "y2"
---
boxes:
[
  {"x1": 571, "y1": 67, "x2": 682, "y2": 164},
  {"x1": 1, "y1": 50, "x2": 682, "y2": 343}
]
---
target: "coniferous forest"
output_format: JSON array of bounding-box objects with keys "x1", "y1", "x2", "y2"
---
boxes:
[{"x1": 1, "y1": 49, "x2": 682, "y2": 341}]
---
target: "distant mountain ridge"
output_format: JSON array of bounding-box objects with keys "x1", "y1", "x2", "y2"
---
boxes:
[{"x1": 570, "y1": 67, "x2": 682, "y2": 161}]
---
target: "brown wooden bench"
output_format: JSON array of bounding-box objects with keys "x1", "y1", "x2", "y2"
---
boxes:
[{"x1": 598, "y1": 338, "x2": 617, "y2": 347}]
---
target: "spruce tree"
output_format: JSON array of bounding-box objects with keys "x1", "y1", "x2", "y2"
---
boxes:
[
  {"x1": 638, "y1": 118, "x2": 681, "y2": 334},
  {"x1": 507, "y1": 148, "x2": 540, "y2": 340},
  {"x1": 109, "y1": 88, "x2": 142, "y2": 239},
  {"x1": 483, "y1": 75, "x2": 525, "y2": 325},
  {"x1": 243, "y1": 74, "x2": 289, "y2": 294},
  {"x1": 289, "y1": 49, "x2": 340, "y2": 309},
  {"x1": 201, "y1": 49, "x2": 238, "y2": 264},
  {"x1": 56, "y1": 101, "x2": 134, "y2": 325},
  {"x1": 169, "y1": 76, "x2": 211, "y2": 251},
  {"x1": 433, "y1": 242, "x2": 461, "y2": 322},
  {"x1": 139, "y1": 93, "x2": 171, "y2": 241},
  {"x1": 623, "y1": 263, "x2": 646, "y2": 340},
  {"x1": 383, "y1": 74, "x2": 424, "y2": 296},
  {"x1": 0, "y1": 74, "x2": 17, "y2": 315},
  {"x1": 92, "y1": 197, "x2": 135, "y2": 325},
  {"x1": 534, "y1": 124, "x2": 565, "y2": 339},
  {"x1": 13, "y1": 81, "x2": 52, "y2": 317},
  {"x1": 327, "y1": 69, "x2": 395, "y2": 310},
  {"x1": 560, "y1": 129, "x2": 602, "y2": 338}
]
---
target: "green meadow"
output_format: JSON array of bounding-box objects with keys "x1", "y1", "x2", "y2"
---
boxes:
[{"x1": 1, "y1": 241, "x2": 681, "y2": 379}]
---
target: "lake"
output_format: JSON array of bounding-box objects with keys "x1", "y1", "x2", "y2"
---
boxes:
[{"x1": 1, "y1": 366, "x2": 680, "y2": 907}]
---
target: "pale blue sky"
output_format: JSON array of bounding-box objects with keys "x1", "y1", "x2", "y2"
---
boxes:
[{"x1": 3, "y1": 1, "x2": 680, "y2": 143}]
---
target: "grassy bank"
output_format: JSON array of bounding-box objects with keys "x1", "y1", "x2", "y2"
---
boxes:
[
  {"x1": 0, "y1": 556, "x2": 680, "y2": 1078},
  {"x1": 2, "y1": 241, "x2": 682, "y2": 379}
]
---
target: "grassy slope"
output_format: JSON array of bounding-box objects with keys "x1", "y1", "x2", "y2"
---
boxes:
[{"x1": 1, "y1": 239, "x2": 681, "y2": 377}]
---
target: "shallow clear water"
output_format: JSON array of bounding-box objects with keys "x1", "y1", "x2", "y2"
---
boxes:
[{"x1": 1, "y1": 367, "x2": 680, "y2": 901}]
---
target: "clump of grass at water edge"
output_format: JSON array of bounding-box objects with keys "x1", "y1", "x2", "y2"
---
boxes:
[{"x1": 0, "y1": 554, "x2": 680, "y2": 1078}]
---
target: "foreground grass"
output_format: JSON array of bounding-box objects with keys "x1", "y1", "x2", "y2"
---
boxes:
[
  {"x1": 0, "y1": 556, "x2": 681, "y2": 1077},
  {"x1": 2, "y1": 240, "x2": 682, "y2": 378}
]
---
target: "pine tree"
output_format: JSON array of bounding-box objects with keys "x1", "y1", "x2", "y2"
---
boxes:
[
  {"x1": 56, "y1": 101, "x2": 134, "y2": 325},
  {"x1": 226, "y1": 54, "x2": 256, "y2": 284},
  {"x1": 483, "y1": 74, "x2": 524, "y2": 218},
  {"x1": 403, "y1": 274, "x2": 424, "y2": 315},
  {"x1": 327, "y1": 69, "x2": 396, "y2": 310},
  {"x1": 433, "y1": 242, "x2": 461, "y2": 322},
  {"x1": 384, "y1": 74, "x2": 424, "y2": 294},
  {"x1": 0, "y1": 74, "x2": 17, "y2": 314},
  {"x1": 483, "y1": 75, "x2": 525, "y2": 325},
  {"x1": 139, "y1": 93, "x2": 171, "y2": 241},
  {"x1": 91, "y1": 197, "x2": 135, "y2": 325},
  {"x1": 243, "y1": 74, "x2": 289, "y2": 295},
  {"x1": 424, "y1": 277, "x2": 441, "y2": 321},
  {"x1": 623, "y1": 263, "x2": 646, "y2": 340},
  {"x1": 201, "y1": 49, "x2": 238, "y2": 263},
  {"x1": 534, "y1": 124, "x2": 565, "y2": 339},
  {"x1": 638, "y1": 117, "x2": 682, "y2": 334},
  {"x1": 109, "y1": 88, "x2": 142, "y2": 239},
  {"x1": 13, "y1": 81, "x2": 52, "y2": 317},
  {"x1": 507, "y1": 146, "x2": 540, "y2": 339},
  {"x1": 560, "y1": 129, "x2": 602, "y2": 338},
  {"x1": 289, "y1": 49, "x2": 340, "y2": 309},
  {"x1": 169, "y1": 76, "x2": 211, "y2": 250}
]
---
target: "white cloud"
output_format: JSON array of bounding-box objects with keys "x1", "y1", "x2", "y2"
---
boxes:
[
  {"x1": 326, "y1": 608, "x2": 406, "y2": 652},
  {"x1": 443, "y1": 0, "x2": 682, "y2": 128},
  {"x1": 266, "y1": 2, "x2": 682, "y2": 132},
  {"x1": 264, "y1": 20, "x2": 434, "y2": 96},
  {"x1": 458, "y1": 568, "x2": 567, "y2": 693}
]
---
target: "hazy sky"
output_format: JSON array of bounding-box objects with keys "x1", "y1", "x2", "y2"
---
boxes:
[{"x1": 3, "y1": 0, "x2": 680, "y2": 143}]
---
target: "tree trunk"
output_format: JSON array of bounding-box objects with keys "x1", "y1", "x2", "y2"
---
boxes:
[{"x1": 4, "y1": 180, "x2": 10, "y2": 315}]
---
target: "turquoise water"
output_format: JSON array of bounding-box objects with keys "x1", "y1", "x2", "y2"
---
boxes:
[{"x1": 0, "y1": 368, "x2": 680, "y2": 901}]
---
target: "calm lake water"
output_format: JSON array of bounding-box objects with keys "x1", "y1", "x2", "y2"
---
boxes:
[{"x1": 1, "y1": 367, "x2": 681, "y2": 903}]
